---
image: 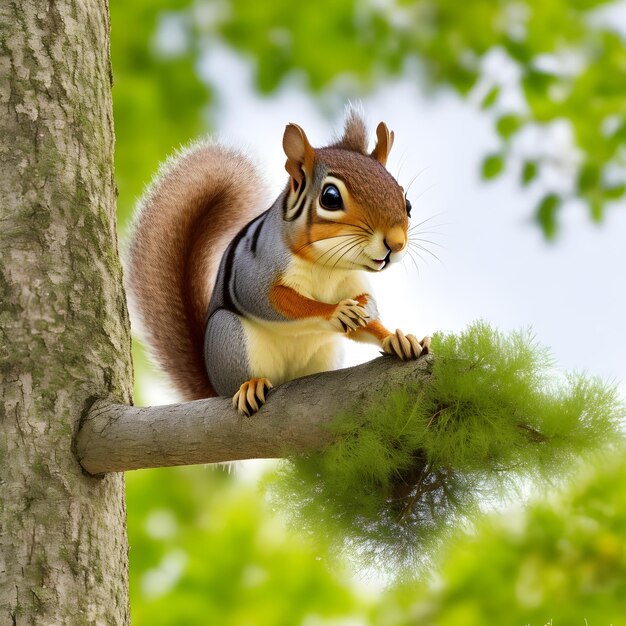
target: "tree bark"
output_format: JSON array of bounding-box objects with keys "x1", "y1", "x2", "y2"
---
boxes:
[
  {"x1": 0, "y1": 1, "x2": 132, "y2": 624},
  {"x1": 76, "y1": 356, "x2": 433, "y2": 474}
]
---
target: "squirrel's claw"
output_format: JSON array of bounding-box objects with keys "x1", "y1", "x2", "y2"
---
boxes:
[
  {"x1": 330, "y1": 299, "x2": 369, "y2": 333},
  {"x1": 233, "y1": 377, "x2": 273, "y2": 416},
  {"x1": 382, "y1": 330, "x2": 430, "y2": 360}
]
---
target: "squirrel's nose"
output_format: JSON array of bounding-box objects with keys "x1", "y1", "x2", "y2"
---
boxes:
[{"x1": 384, "y1": 226, "x2": 406, "y2": 253}]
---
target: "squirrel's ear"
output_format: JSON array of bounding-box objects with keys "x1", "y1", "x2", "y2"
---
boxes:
[
  {"x1": 371, "y1": 122, "x2": 395, "y2": 167},
  {"x1": 283, "y1": 123, "x2": 315, "y2": 187}
]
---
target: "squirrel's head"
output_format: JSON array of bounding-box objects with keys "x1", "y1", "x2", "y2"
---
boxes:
[{"x1": 281, "y1": 111, "x2": 411, "y2": 272}]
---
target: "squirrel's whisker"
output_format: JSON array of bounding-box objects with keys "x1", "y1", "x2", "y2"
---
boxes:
[
  {"x1": 313, "y1": 235, "x2": 363, "y2": 269},
  {"x1": 407, "y1": 241, "x2": 442, "y2": 264},
  {"x1": 318, "y1": 236, "x2": 366, "y2": 272},
  {"x1": 404, "y1": 248, "x2": 421, "y2": 276},
  {"x1": 328, "y1": 240, "x2": 365, "y2": 274},
  {"x1": 292, "y1": 230, "x2": 364, "y2": 256},
  {"x1": 410, "y1": 237, "x2": 444, "y2": 249},
  {"x1": 403, "y1": 167, "x2": 429, "y2": 195}
]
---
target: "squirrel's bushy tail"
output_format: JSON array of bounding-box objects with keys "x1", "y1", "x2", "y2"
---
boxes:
[{"x1": 125, "y1": 141, "x2": 265, "y2": 401}]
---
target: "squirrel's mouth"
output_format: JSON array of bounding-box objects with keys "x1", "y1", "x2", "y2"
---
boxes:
[
  {"x1": 362, "y1": 248, "x2": 392, "y2": 271},
  {"x1": 372, "y1": 249, "x2": 392, "y2": 270},
  {"x1": 367, "y1": 254, "x2": 391, "y2": 271}
]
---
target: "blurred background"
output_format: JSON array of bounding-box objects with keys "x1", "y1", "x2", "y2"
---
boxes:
[{"x1": 111, "y1": 0, "x2": 626, "y2": 623}]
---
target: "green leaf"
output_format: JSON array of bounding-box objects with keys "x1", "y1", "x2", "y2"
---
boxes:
[
  {"x1": 535, "y1": 193, "x2": 561, "y2": 239},
  {"x1": 523, "y1": 70, "x2": 555, "y2": 95},
  {"x1": 481, "y1": 154, "x2": 504, "y2": 180},
  {"x1": 590, "y1": 201, "x2": 603, "y2": 223},
  {"x1": 604, "y1": 184, "x2": 626, "y2": 200},
  {"x1": 578, "y1": 163, "x2": 601, "y2": 193},
  {"x1": 481, "y1": 86, "x2": 500, "y2": 110},
  {"x1": 496, "y1": 114, "x2": 522, "y2": 139},
  {"x1": 503, "y1": 38, "x2": 531, "y2": 63},
  {"x1": 521, "y1": 161, "x2": 538, "y2": 186}
]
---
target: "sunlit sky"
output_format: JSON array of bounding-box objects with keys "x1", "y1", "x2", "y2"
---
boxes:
[{"x1": 144, "y1": 42, "x2": 626, "y2": 407}]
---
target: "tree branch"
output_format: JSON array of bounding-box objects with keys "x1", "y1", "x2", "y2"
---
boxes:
[{"x1": 75, "y1": 355, "x2": 433, "y2": 475}]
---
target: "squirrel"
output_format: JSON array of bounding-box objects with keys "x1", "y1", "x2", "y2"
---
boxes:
[{"x1": 126, "y1": 109, "x2": 430, "y2": 416}]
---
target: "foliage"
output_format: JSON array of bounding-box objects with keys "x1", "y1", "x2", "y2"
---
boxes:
[
  {"x1": 110, "y1": 0, "x2": 209, "y2": 234},
  {"x1": 127, "y1": 466, "x2": 359, "y2": 626},
  {"x1": 111, "y1": 0, "x2": 626, "y2": 237},
  {"x1": 374, "y1": 452, "x2": 626, "y2": 626},
  {"x1": 127, "y1": 446, "x2": 626, "y2": 625},
  {"x1": 269, "y1": 322, "x2": 623, "y2": 575}
]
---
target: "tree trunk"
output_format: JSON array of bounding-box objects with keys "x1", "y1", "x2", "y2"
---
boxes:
[{"x1": 0, "y1": 1, "x2": 132, "y2": 624}]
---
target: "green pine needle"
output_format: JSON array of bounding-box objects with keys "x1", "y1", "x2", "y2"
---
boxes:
[{"x1": 268, "y1": 322, "x2": 624, "y2": 575}]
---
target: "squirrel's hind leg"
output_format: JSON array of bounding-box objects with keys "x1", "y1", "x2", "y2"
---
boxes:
[
  {"x1": 205, "y1": 309, "x2": 253, "y2": 396},
  {"x1": 232, "y1": 378, "x2": 273, "y2": 417},
  {"x1": 205, "y1": 310, "x2": 275, "y2": 415}
]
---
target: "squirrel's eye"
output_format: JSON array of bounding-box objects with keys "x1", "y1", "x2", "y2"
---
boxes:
[
  {"x1": 405, "y1": 198, "x2": 412, "y2": 217},
  {"x1": 320, "y1": 184, "x2": 343, "y2": 210}
]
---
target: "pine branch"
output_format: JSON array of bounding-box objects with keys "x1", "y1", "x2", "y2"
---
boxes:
[{"x1": 75, "y1": 355, "x2": 434, "y2": 475}]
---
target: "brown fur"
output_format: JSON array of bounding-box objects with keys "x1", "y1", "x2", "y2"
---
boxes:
[
  {"x1": 354, "y1": 319, "x2": 392, "y2": 342},
  {"x1": 331, "y1": 109, "x2": 369, "y2": 153},
  {"x1": 286, "y1": 119, "x2": 408, "y2": 267},
  {"x1": 269, "y1": 284, "x2": 336, "y2": 319},
  {"x1": 125, "y1": 141, "x2": 265, "y2": 401},
  {"x1": 315, "y1": 148, "x2": 407, "y2": 232}
]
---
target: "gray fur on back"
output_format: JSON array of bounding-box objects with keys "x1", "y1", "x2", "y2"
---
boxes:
[{"x1": 206, "y1": 191, "x2": 293, "y2": 324}]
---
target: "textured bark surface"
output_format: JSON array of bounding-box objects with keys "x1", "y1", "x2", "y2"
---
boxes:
[
  {"x1": 0, "y1": 1, "x2": 132, "y2": 624},
  {"x1": 77, "y1": 356, "x2": 433, "y2": 474}
]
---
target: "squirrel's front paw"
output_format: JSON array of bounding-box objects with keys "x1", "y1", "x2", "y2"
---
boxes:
[
  {"x1": 382, "y1": 330, "x2": 431, "y2": 361},
  {"x1": 330, "y1": 299, "x2": 369, "y2": 333},
  {"x1": 233, "y1": 377, "x2": 273, "y2": 416}
]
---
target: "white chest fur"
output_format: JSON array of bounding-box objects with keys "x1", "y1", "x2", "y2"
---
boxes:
[
  {"x1": 241, "y1": 257, "x2": 370, "y2": 385},
  {"x1": 280, "y1": 256, "x2": 370, "y2": 303}
]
